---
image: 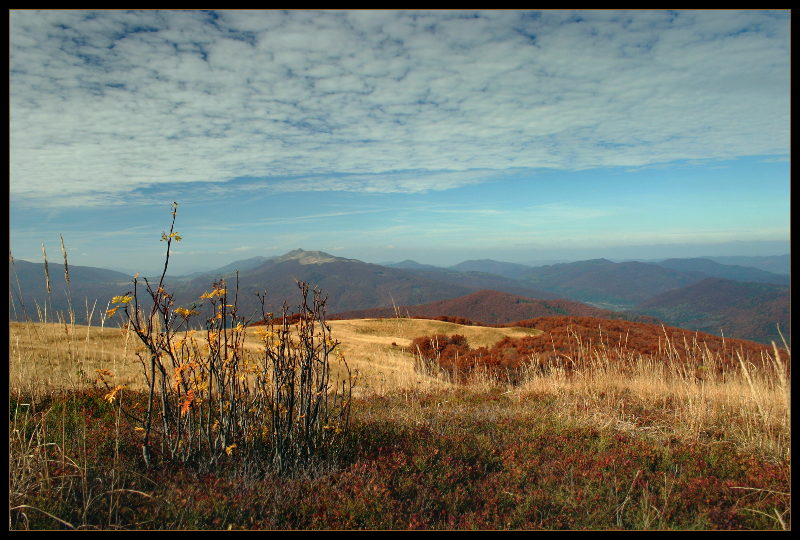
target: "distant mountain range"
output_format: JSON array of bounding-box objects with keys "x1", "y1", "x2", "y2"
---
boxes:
[
  {"x1": 9, "y1": 250, "x2": 789, "y2": 344},
  {"x1": 447, "y1": 259, "x2": 535, "y2": 280},
  {"x1": 384, "y1": 260, "x2": 443, "y2": 271},
  {"x1": 654, "y1": 258, "x2": 789, "y2": 286},
  {"x1": 635, "y1": 277, "x2": 790, "y2": 345},
  {"x1": 330, "y1": 289, "x2": 658, "y2": 326},
  {"x1": 383, "y1": 254, "x2": 790, "y2": 279},
  {"x1": 171, "y1": 249, "x2": 480, "y2": 318},
  {"x1": 514, "y1": 258, "x2": 705, "y2": 308},
  {"x1": 705, "y1": 254, "x2": 790, "y2": 276}
]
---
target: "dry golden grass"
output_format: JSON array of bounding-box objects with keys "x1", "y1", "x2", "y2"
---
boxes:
[
  {"x1": 9, "y1": 318, "x2": 539, "y2": 396},
  {"x1": 503, "y1": 345, "x2": 791, "y2": 462},
  {"x1": 9, "y1": 321, "x2": 142, "y2": 397},
  {"x1": 326, "y1": 318, "x2": 541, "y2": 393},
  {"x1": 9, "y1": 317, "x2": 789, "y2": 461},
  {"x1": 327, "y1": 318, "x2": 789, "y2": 461}
]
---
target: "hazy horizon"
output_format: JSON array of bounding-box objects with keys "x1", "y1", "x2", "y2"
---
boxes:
[
  {"x1": 10, "y1": 10, "x2": 790, "y2": 277},
  {"x1": 9, "y1": 244, "x2": 790, "y2": 279}
]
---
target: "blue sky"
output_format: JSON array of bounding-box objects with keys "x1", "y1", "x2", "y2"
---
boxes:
[{"x1": 9, "y1": 10, "x2": 790, "y2": 275}]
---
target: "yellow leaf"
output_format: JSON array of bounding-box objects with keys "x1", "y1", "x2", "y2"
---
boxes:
[
  {"x1": 111, "y1": 295, "x2": 133, "y2": 304},
  {"x1": 106, "y1": 307, "x2": 119, "y2": 317},
  {"x1": 225, "y1": 444, "x2": 237, "y2": 456},
  {"x1": 104, "y1": 385, "x2": 126, "y2": 403}
]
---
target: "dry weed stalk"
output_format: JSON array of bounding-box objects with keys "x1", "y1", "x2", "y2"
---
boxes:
[{"x1": 107, "y1": 203, "x2": 353, "y2": 473}]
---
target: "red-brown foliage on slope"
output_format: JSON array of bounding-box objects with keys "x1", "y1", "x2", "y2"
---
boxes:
[
  {"x1": 409, "y1": 316, "x2": 789, "y2": 384},
  {"x1": 502, "y1": 316, "x2": 785, "y2": 367},
  {"x1": 332, "y1": 290, "x2": 656, "y2": 325},
  {"x1": 408, "y1": 333, "x2": 519, "y2": 384}
]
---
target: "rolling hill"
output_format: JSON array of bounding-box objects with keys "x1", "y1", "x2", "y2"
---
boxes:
[
  {"x1": 330, "y1": 289, "x2": 659, "y2": 326},
  {"x1": 447, "y1": 259, "x2": 534, "y2": 279},
  {"x1": 164, "y1": 250, "x2": 474, "y2": 319},
  {"x1": 9, "y1": 257, "x2": 131, "y2": 288},
  {"x1": 391, "y1": 266, "x2": 559, "y2": 301},
  {"x1": 655, "y1": 258, "x2": 789, "y2": 286},
  {"x1": 9, "y1": 250, "x2": 556, "y2": 324},
  {"x1": 707, "y1": 254, "x2": 790, "y2": 276},
  {"x1": 634, "y1": 277, "x2": 790, "y2": 345},
  {"x1": 383, "y1": 260, "x2": 444, "y2": 271},
  {"x1": 515, "y1": 258, "x2": 707, "y2": 308}
]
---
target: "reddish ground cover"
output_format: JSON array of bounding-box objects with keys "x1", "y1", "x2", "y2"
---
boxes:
[{"x1": 410, "y1": 316, "x2": 788, "y2": 384}]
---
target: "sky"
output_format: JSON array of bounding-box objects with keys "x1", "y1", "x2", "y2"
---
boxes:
[{"x1": 9, "y1": 9, "x2": 791, "y2": 275}]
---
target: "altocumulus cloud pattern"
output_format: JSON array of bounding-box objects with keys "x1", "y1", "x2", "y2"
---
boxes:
[{"x1": 10, "y1": 10, "x2": 790, "y2": 208}]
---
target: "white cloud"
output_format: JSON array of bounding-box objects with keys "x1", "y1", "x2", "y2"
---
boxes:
[{"x1": 10, "y1": 9, "x2": 790, "y2": 208}]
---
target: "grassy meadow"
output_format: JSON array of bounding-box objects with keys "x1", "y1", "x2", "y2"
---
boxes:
[{"x1": 8, "y1": 311, "x2": 790, "y2": 530}]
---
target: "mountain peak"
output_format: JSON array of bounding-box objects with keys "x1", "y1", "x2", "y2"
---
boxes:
[
  {"x1": 277, "y1": 249, "x2": 344, "y2": 265},
  {"x1": 284, "y1": 248, "x2": 308, "y2": 256}
]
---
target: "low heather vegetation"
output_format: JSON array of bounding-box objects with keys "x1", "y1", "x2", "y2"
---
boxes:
[
  {"x1": 9, "y1": 384, "x2": 790, "y2": 530},
  {"x1": 409, "y1": 316, "x2": 788, "y2": 383}
]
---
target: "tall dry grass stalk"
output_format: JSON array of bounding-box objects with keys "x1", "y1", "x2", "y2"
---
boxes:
[
  {"x1": 10, "y1": 251, "x2": 33, "y2": 324},
  {"x1": 9, "y1": 236, "x2": 137, "y2": 397},
  {"x1": 401, "y1": 317, "x2": 790, "y2": 460},
  {"x1": 40, "y1": 243, "x2": 52, "y2": 323},
  {"x1": 8, "y1": 390, "x2": 153, "y2": 530},
  {"x1": 59, "y1": 234, "x2": 75, "y2": 327},
  {"x1": 511, "y1": 340, "x2": 790, "y2": 461},
  {"x1": 10, "y1": 235, "x2": 109, "y2": 393}
]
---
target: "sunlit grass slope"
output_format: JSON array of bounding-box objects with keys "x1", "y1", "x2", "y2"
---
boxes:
[
  {"x1": 326, "y1": 318, "x2": 541, "y2": 393},
  {"x1": 9, "y1": 318, "x2": 540, "y2": 396}
]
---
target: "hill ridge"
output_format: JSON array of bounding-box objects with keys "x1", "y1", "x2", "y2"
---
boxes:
[{"x1": 330, "y1": 289, "x2": 657, "y2": 325}]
